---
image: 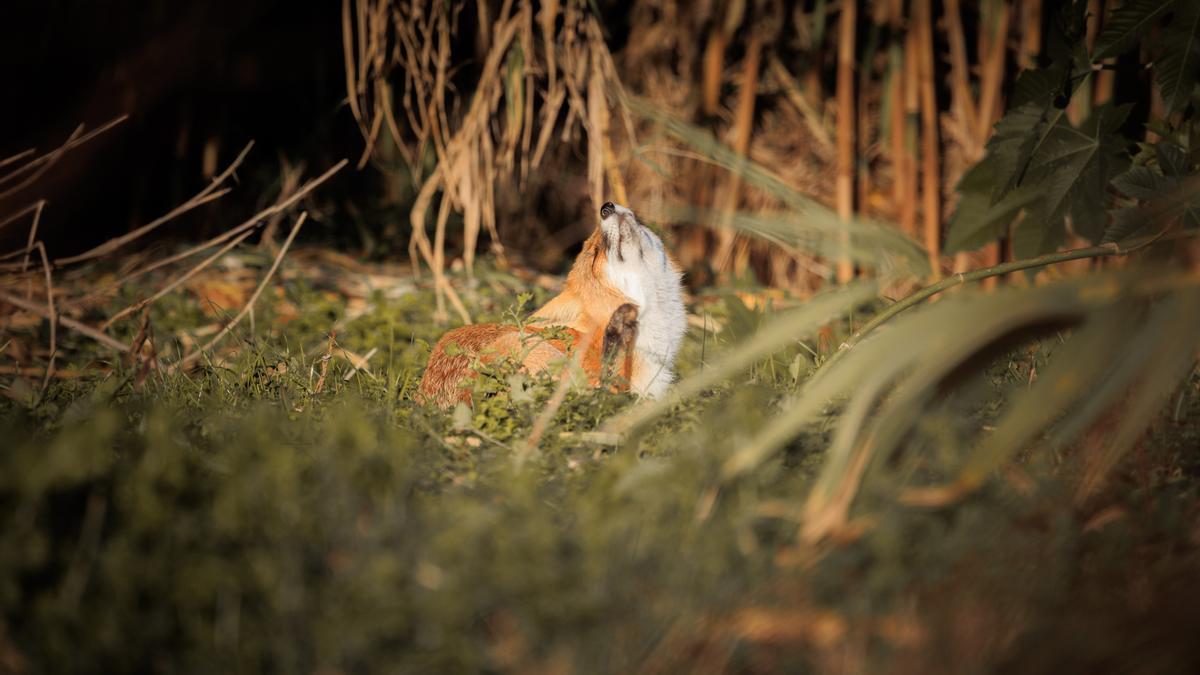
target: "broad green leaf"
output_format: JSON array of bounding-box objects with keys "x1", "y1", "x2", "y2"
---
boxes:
[
  {"x1": 1093, "y1": 0, "x2": 1177, "y2": 61},
  {"x1": 1156, "y1": 140, "x2": 1190, "y2": 176},
  {"x1": 951, "y1": 105, "x2": 1130, "y2": 255},
  {"x1": 1010, "y1": 208, "x2": 1065, "y2": 260},
  {"x1": 989, "y1": 101, "x2": 1062, "y2": 201},
  {"x1": 945, "y1": 59, "x2": 1099, "y2": 254},
  {"x1": 1112, "y1": 165, "x2": 1171, "y2": 200},
  {"x1": 1156, "y1": 0, "x2": 1200, "y2": 114},
  {"x1": 1106, "y1": 156, "x2": 1200, "y2": 241},
  {"x1": 944, "y1": 164, "x2": 1039, "y2": 253}
]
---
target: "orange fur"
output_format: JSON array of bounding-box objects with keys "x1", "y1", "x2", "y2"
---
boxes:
[{"x1": 417, "y1": 231, "x2": 638, "y2": 407}]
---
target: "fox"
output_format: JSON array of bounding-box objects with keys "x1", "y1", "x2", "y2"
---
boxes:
[{"x1": 417, "y1": 201, "x2": 687, "y2": 407}]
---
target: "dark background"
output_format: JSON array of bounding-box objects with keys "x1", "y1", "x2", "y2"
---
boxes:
[{"x1": 0, "y1": 0, "x2": 357, "y2": 256}]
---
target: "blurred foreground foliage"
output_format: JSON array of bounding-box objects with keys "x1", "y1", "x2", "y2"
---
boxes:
[{"x1": 3, "y1": 264, "x2": 1200, "y2": 674}]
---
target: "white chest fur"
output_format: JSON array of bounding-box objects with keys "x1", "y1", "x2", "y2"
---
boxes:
[{"x1": 605, "y1": 225, "x2": 687, "y2": 398}]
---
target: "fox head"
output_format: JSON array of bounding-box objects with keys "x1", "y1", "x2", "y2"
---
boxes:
[{"x1": 537, "y1": 201, "x2": 687, "y2": 398}]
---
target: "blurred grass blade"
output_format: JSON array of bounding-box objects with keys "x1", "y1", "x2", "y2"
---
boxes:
[
  {"x1": 603, "y1": 282, "x2": 877, "y2": 436},
  {"x1": 1075, "y1": 291, "x2": 1200, "y2": 500},
  {"x1": 671, "y1": 205, "x2": 930, "y2": 276},
  {"x1": 791, "y1": 281, "x2": 1109, "y2": 535},
  {"x1": 897, "y1": 304, "x2": 1134, "y2": 507},
  {"x1": 624, "y1": 94, "x2": 930, "y2": 276},
  {"x1": 1046, "y1": 299, "x2": 1184, "y2": 454}
]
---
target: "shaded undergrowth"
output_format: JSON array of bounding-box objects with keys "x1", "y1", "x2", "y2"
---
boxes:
[{"x1": 2, "y1": 256, "x2": 1199, "y2": 674}]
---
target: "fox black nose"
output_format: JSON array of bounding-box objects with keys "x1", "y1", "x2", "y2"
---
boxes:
[{"x1": 600, "y1": 202, "x2": 615, "y2": 219}]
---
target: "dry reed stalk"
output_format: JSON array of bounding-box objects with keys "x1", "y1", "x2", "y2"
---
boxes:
[
  {"x1": 0, "y1": 148, "x2": 37, "y2": 172},
  {"x1": 1068, "y1": 0, "x2": 1102, "y2": 126},
  {"x1": 976, "y1": 0, "x2": 1010, "y2": 290},
  {"x1": 915, "y1": 0, "x2": 942, "y2": 279},
  {"x1": 258, "y1": 158, "x2": 305, "y2": 250},
  {"x1": 31, "y1": 242, "x2": 56, "y2": 395},
  {"x1": 768, "y1": 56, "x2": 833, "y2": 152},
  {"x1": 835, "y1": 0, "x2": 857, "y2": 284},
  {"x1": 702, "y1": 25, "x2": 728, "y2": 117},
  {"x1": 944, "y1": 0, "x2": 978, "y2": 157},
  {"x1": 13, "y1": 202, "x2": 46, "y2": 276},
  {"x1": 0, "y1": 365, "x2": 94, "y2": 378},
  {"x1": 587, "y1": 47, "x2": 608, "y2": 213},
  {"x1": 399, "y1": 11, "x2": 525, "y2": 322},
  {"x1": 49, "y1": 142, "x2": 255, "y2": 267},
  {"x1": 946, "y1": 0, "x2": 976, "y2": 280},
  {"x1": 1020, "y1": 0, "x2": 1042, "y2": 70},
  {"x1": 68, "y1": 158, "x2": 347, "y2": 308},
  {"x1": 888, "y1": 49, "x2": 909, "y2": 237},
  {"x1": 901, "y1": 20, "x2": 920, "y2": 242},
  {"x1": 172, "y1": 212, "x2": 308, "y2": 373},
  {"x1": 589, "y1": 27, "x2": 629, "y2": 207},
  {"x1": 312, "y1": 331, "x2": 336, "y2": 396},
  {"x1": 342, "y1": 0, "x2": 368, "y2": 140},
  {"x1": 0, "y1": 290, "x2": 128, "y2": 353},
  {"x1": 350, "y1": 0, "x2": 636, "y2": 308},
  {"x1": 101, "y1": 227, "x2": 257, "y2": 329},
  {"x1": 0, "y1": 126, "x2": 82, "y2": 203},
  {"x1": 0, "y1": 200, "x2": 45, "y2": 236},
  {"x1": 409, "y1": 168, "x2": 473, "y2": 324},
  {"x1": 975, "y1": 1, "x2": 1009, "y2": 141},
  {"x1": 0, "y1": 115, "x2": 128, "y2": 199},
  {"x1": 1092, "y1": 0, "x2": 1115, "y2": 105},
  {"x1": 714, "y1": 26, "x2": 763, "y2": 276}
]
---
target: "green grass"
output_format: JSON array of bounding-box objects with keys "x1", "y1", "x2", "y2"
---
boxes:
[{"x1": 2, "y1": 256, "x2": 1199, "y2": 673}]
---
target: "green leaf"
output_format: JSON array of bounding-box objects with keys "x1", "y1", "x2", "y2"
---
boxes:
[
  {"x1": 944, "y1": 164, "x2": 1039, "y2": 253},
  {"x1": 1106, "y1": 149, "x2": 1200, "y2": 242},
  {"x1": 950, "y1": 105, "x2": 1131, "y2": 255},
  {"x1": 1156, "y1": 140, "x2": 1190, "y2": 176},
  {"x1": 1012, "y1": 206, "x2": 1068, "y2": 260},
  {"x1": 957, "y1": 61, "x2": 1086, "y2": 203},
  {"x1": 1022, "y1": 106, "x2": 1130, "y2": 247},
  {"x1": 1093, "y1": 0, "x2": 1177, "y2": 61},
  {"x1": 1112, "y1": 165, "x2": 1171, "y2": 200},
  {"x1": 944, "y1": 78, "x2": 1075, "y2": 255},
  {"x1": 1156, "y1": 0, "x2": 1200, "y2": 114}
]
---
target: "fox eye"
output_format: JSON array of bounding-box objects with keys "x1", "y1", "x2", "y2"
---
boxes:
[{"x1": 600, "y1": 202, "x2": 615, "y2": 219}]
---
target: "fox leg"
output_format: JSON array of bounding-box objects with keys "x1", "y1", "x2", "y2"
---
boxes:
[{"x1": 601, "y1": 303, "x2": 639, "y2": 388}]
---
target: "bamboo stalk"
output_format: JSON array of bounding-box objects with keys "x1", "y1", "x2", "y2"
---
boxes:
[
  {"x1": 901, "y1": 19, "x2": 920, "y2": 241},
  {"x1": 975, "y1": 0, "x2": 1009, "y2": 142},
  {"x1": 888, "y1": 47, "x2": 908, "y2": 238},
  {"x1": 944, "y1": 0, "x2": 978, "y2": 155},
  {"x1": 835, "y1": 0, "x2": 857, "y2": 283},
  {"x1": 702, "y1": 26, "x2": 728, "y2": 117},
  {"x1": 1069, "y1": 0, "x2": 1102, "y2": 125},
  {"x1": 1020, "y1": 0, "x2": 1042, "y2": 70},
  {"x1": 714, "y1": 25, "x2": 763, "y2": 275},
  {"x1": 945, "y1": 0, "x2": 976, "y2": 281},
  {"x1": 915, "y1": 0, "x2": 942, "y2": 278},
  {"x1": 1093, "y1": 0, "x2": 1115, "y2": 105},
  {"x1": 978, "y1": 0, "x2": 1010, "y2": 290}
]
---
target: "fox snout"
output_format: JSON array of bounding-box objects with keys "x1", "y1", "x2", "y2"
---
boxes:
[{"x1": 599, "y1": 201, "x2": 645, "y2": 262}]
